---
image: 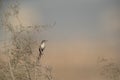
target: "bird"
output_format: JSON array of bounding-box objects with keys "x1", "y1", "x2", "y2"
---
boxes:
[{"x1": 38, "y1": 40, "x2": 47, "y2": 60}]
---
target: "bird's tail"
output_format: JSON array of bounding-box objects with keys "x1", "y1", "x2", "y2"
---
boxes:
[
  {"x1": 38, "y1": 53, "x2": 41, "y2": 61},
  {"x1": 38, "y1": 49, "x2": 42, "y2": 61}
]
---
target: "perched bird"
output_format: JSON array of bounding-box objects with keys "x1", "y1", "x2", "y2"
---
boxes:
[{"x1": 38, "y1": 40, "x2": 47, "y2": 60}]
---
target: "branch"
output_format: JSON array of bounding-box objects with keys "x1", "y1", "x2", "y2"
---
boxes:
[
  {"x1": 8, "y1": 53, "x2": 15, "y2": 80},
  {"x1": 24, "y1": 64, "x2": 32, "y2": 80}
]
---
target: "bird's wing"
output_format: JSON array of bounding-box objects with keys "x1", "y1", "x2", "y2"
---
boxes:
[{"x1": 38, "y1": 48, "x2": 42, "y2": 60}]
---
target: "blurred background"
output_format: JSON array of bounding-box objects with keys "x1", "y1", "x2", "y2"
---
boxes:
[{"x1": 0, "y1": 0, "x2": 120, "y2": 80}]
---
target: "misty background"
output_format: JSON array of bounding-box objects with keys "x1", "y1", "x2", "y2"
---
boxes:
[{"x1": 0, "y1": 0, "x2": 120, "y2": 80}]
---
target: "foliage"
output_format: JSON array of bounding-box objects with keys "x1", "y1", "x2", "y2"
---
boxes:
[
  {"x1": 0, "y1": 0, "x2": 54, "y2": 80},
  {"x1": 97, "y1": 57, "x2": 120, "y2": 80}
]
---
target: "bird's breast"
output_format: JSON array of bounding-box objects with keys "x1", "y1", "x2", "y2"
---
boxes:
[{"x1": 41, "y1": 43, "x2": 45, "y2": 49}]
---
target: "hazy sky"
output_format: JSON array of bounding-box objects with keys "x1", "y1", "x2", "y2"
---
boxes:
[
  {"x1": 0, "y1": 0, "x2": 120, "y2": 80},
  {"x1": 36, "y1": 0, "x2": 119, "y2": 42},
  {"x1": 0, "y1": 0, "x2": 119, "y2": 42}
]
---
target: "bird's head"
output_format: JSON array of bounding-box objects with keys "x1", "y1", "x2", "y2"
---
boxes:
[{"x1": 41, "y1": 40, "x2": 48, "y2": 43}]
